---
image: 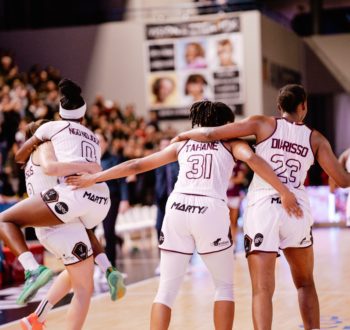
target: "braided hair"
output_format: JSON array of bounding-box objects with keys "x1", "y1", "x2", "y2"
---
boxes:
[{"x1": 189, "y1": 101, "x2": 235, "y2": 128}]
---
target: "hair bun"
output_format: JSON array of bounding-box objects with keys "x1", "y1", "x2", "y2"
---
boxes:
[{"x1": 58, "y1": 78, "x2": 82, "y2": 100}]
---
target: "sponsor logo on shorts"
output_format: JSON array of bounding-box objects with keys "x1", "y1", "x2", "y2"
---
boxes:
[
  {"x1": 72, "y1": 242, "x2": 89, "y2": 261},
  {"x1": 244, "y1": 234, "x2": 252, "y2": 253},
  {"x1": 254, "y1": 233, "x2": 264, "y2": 247},
  {"x1": 170, "y1": 202, "x2": 208, "y2": 214},
  {"x1": 271, "y1": 197, "x2": 281, "y2": 204},
  {"x1": 159, "y1": 231, "x2": 164, "y2": 245},
  {"x1": 83, "y1": 191, "x2": 109, "y2": 205},
  {"x1": 211, "y1": 238, "x2": 230, "y2": 247},
  {"x1": 54, "y1": 202, "x2": 69, "y2": 215},
  {"x1": 42, "y1": 189, "x2": 59, "y2": 203}
]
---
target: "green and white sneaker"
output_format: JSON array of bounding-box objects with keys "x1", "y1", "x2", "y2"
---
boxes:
[
  {"x1": 16, "y1": 265, "x2": 54, "y2": 305},
  {"x1": 106, "y1": 267, "x2": 126, "y2": 301}
]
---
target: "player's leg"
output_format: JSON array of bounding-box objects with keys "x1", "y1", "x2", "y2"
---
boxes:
[
  {"x1": 200, "y1": 247, "x2": 235, "y2": 330},
  {"x1": 0, "y1": 195, "x2": 62, "y2": 304},
  {"x1": 150, "y1": 250, "x2": 192, "y2": 330},
  {"x1": 0, "y1": 195, "x2": 62, "y2": 256},
  {"x1": 283, "y1": 246, "x2": 320, "y2": 330},
  {"x1": 21, "y1": 270, "x2": 72, "y2": 330},
  {"x1": 247, "y1": 252, "x2": 277, "y2": 330},
  {"x1": 65, "y1": 256, "x2": 94, "y2": 330},
  {"x1": 86, "y1": 229, "x2": 126, "y2": 301}
]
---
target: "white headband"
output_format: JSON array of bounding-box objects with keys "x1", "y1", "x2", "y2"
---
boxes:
[{"x1": 59, "y1": 103, "x2": 87, "y2": 119}]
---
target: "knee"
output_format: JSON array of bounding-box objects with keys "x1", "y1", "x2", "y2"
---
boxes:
[
  {"x1": 73, "y1": 279, "x2": 94, "y2": 298},
  {"x1": 252, "y1": 281, "x2": 275, "y2": 297},
  {"x1": 294, "y1": 276, "x2": 315, "y2": 290},
  {"x1": 214, "y1": 282, "x2": 234, "y2": 302}
]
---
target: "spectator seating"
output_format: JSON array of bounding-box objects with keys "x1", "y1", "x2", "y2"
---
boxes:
[{"x1": 95, "y1": 204, "x2": 158, "y2": 251}]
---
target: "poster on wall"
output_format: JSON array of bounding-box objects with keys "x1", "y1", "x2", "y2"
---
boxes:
[{"x1": 145, "y1": 16, "x2": 244, "y2": 120}]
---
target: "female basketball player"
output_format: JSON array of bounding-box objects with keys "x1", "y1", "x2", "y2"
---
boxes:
[
  {"x1": 0, "y1": 79, "x2": 111, "y2": 305},
  {"x1": 171, "y1": 85, "x2": 350, "y2": 330},
  {"x1": 66, "y1": 100, "x2": 301, "y2": 330},
  {"x1": 20, "y1": 120, "x2": 125, "y2": 330}
]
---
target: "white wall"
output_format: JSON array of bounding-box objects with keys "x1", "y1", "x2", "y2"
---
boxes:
[{"x1": 261, "y1": 15, "x2": 304, "y2": 116}]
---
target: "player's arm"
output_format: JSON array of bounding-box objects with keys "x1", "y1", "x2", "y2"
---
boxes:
[
  {"x1": 65, "y1": 142, "x2": 179, "y2": 188},
  {"x1": 313, "y1": 131, "x2": 350, "y2": 188},
  {"x1": 38, "y1": 142, "x2": 101, "y2": 176},
  {"x1": 172, "y1": 115, "x2": 265, "y2": 143},
  {"x1": 15, "y1": 135, "x2": 42, "y2": 164},
  {"x1": 230, "y1": 140, "x2": 303, "y2": 217}
]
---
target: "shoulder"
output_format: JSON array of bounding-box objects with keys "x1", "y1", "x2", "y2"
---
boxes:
[{"x1": 310, "y1": 129, "x2": 330, "y2": 156}]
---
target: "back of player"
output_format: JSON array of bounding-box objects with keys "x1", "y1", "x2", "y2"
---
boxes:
[
  {"x1": 248, "y1": 118, "x2": 314, "y2": 204},
  {"x1": 173, "y1": 139, "x2": 234, "y2": 201},
  {"x1": 31, "y1": 85, "x2": 110, "y2": 229},
  {"x1": 244, "y1": 118, "x2": 315, "y2": 255},
  {"x1": 25, "y1": 144, "x2": 93, "y2": 265},
  {"x1": 161, "y1": 138, "x2": 235, "y2": 256}
]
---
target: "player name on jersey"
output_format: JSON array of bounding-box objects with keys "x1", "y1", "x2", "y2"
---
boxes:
[
  {"x1": 271, "y1": 138, "x2": 309, "y2": 157},
  {"x1": 185, "y1": 141, "x2": 219, "y2": 152},
  {"x1": 68, "y1": 127, "x2": 99, "y2": 145}
]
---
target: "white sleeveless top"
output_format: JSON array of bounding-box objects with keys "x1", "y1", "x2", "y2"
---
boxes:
[
  {"x1": 35, "y1": 121, "x2": 101, "y2": 165},
  {"x1": 173, "y1": 140, "x2": 235, "y2": 201},
  {"x1": 247, "y1": 118, "x2": 314, "y2": 205},
  {"x1": 25, "y1": 151, "x2": 58, "y2": 197}
]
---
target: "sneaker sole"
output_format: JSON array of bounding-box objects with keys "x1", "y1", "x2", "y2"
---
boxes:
[
  {"x1": 108, "y1": 272, "x2": 126, "y2": 301},
  {"x1": 16, "y1": 269, "x2": 54, "y2": 305}
]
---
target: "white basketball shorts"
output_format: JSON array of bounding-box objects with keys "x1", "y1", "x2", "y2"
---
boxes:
[
  {"x1": 243, "y1": 194, "x2": 314, "y2": 256},
  {"x1": 35, "y1": 222, "x2": 93, "y2": 265},
  {"x1": 159, "y1": 193, "x2": 233, "y2": 255},
  {"x1": 40, "y1": 182, "x2": 110, "y2": 229}
]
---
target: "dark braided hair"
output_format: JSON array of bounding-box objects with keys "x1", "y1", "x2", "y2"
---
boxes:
[
  {"x1": 189, "y1": 101, "x2": 235, "y2": 128},
  {"x1": 277, "y1": 84, "x2": 306, "y2": 114},
  {"x1": 58, "y1": 78, "x2": 85, "y2": 110}
]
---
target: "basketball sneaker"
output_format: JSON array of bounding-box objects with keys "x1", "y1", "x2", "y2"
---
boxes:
[
  {"x1": 16, "y1": 265, "x2": 54, "y2": 305},
  {"x1": 106, "y1": 267, "x2": 126, "y2": 301},
  {"x1": 20, "y1": 313, "x2": 44, "y2": 330}
]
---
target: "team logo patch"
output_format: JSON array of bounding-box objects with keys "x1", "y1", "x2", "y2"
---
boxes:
[
  {"x1": 159, "y1": 231, "x2": 164, "y2": 245},
  {"x1": 72, "y1": 242, "x2": 89, "y2": 261},
  {"x1": 42, "y1": 189, "x2": 59, "y2": 203},
  {"x1": 211, "y1": 238, "x2": 230, "y2": 247},
  {"x1": 244, "y1": 234, "x2": 252, "y2": 253},
  {"x1": 254, "y1": 233, "x2": 264, "y2": 247},
  {"x1": 54, "y1": 202, "x2": 69, "y2": 215}
]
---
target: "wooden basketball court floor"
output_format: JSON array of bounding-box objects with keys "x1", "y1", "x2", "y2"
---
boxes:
[{"x1": 1, "y1": 228, "x2": 349, "y2": 330}]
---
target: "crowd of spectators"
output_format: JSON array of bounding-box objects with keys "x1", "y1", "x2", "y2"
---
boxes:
[{"x1": 0, "y1": 52, "x2": 176, "y2": 206}]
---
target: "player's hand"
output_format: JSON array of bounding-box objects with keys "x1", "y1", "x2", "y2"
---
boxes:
[
  {"x1": 280, "y1": 191, "x2": 303, "y2": 218},
  {"x1": 65, "y1": 173, "x2": 96, "y2": 189}
]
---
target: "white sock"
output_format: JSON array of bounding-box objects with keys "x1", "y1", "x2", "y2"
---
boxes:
[
  {"x1": 35, "y1": 298, "x2": 53, "y2": 323},
  {"x1": 18, "y1": 252, "x2": 40, "y2": 271},
  {"x1": 95, "y1": 253, "x2": 112, "y2": 273}
]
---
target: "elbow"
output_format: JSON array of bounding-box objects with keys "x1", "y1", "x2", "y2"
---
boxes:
[{"x1": 128, "y1": 159, "x2": 142, "y2": 173}]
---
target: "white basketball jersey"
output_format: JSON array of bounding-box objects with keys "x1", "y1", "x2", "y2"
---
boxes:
[
  {"x1": 173, "y1": 140, "x2": 235, "y2": 201},
  {"x1": 247, "y1": 118, "x2": 314, "y2": 205},
  {"x1": 25, "y1": 152, "x2": 58, "y2": 197},
  {"x1": 35, "y1": 121, "x2": 101, "y2": 165}
]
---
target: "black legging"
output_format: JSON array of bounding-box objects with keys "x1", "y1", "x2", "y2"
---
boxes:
[{"x1": 102, "y1": 194, "x2": 120, "y2": 267}]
